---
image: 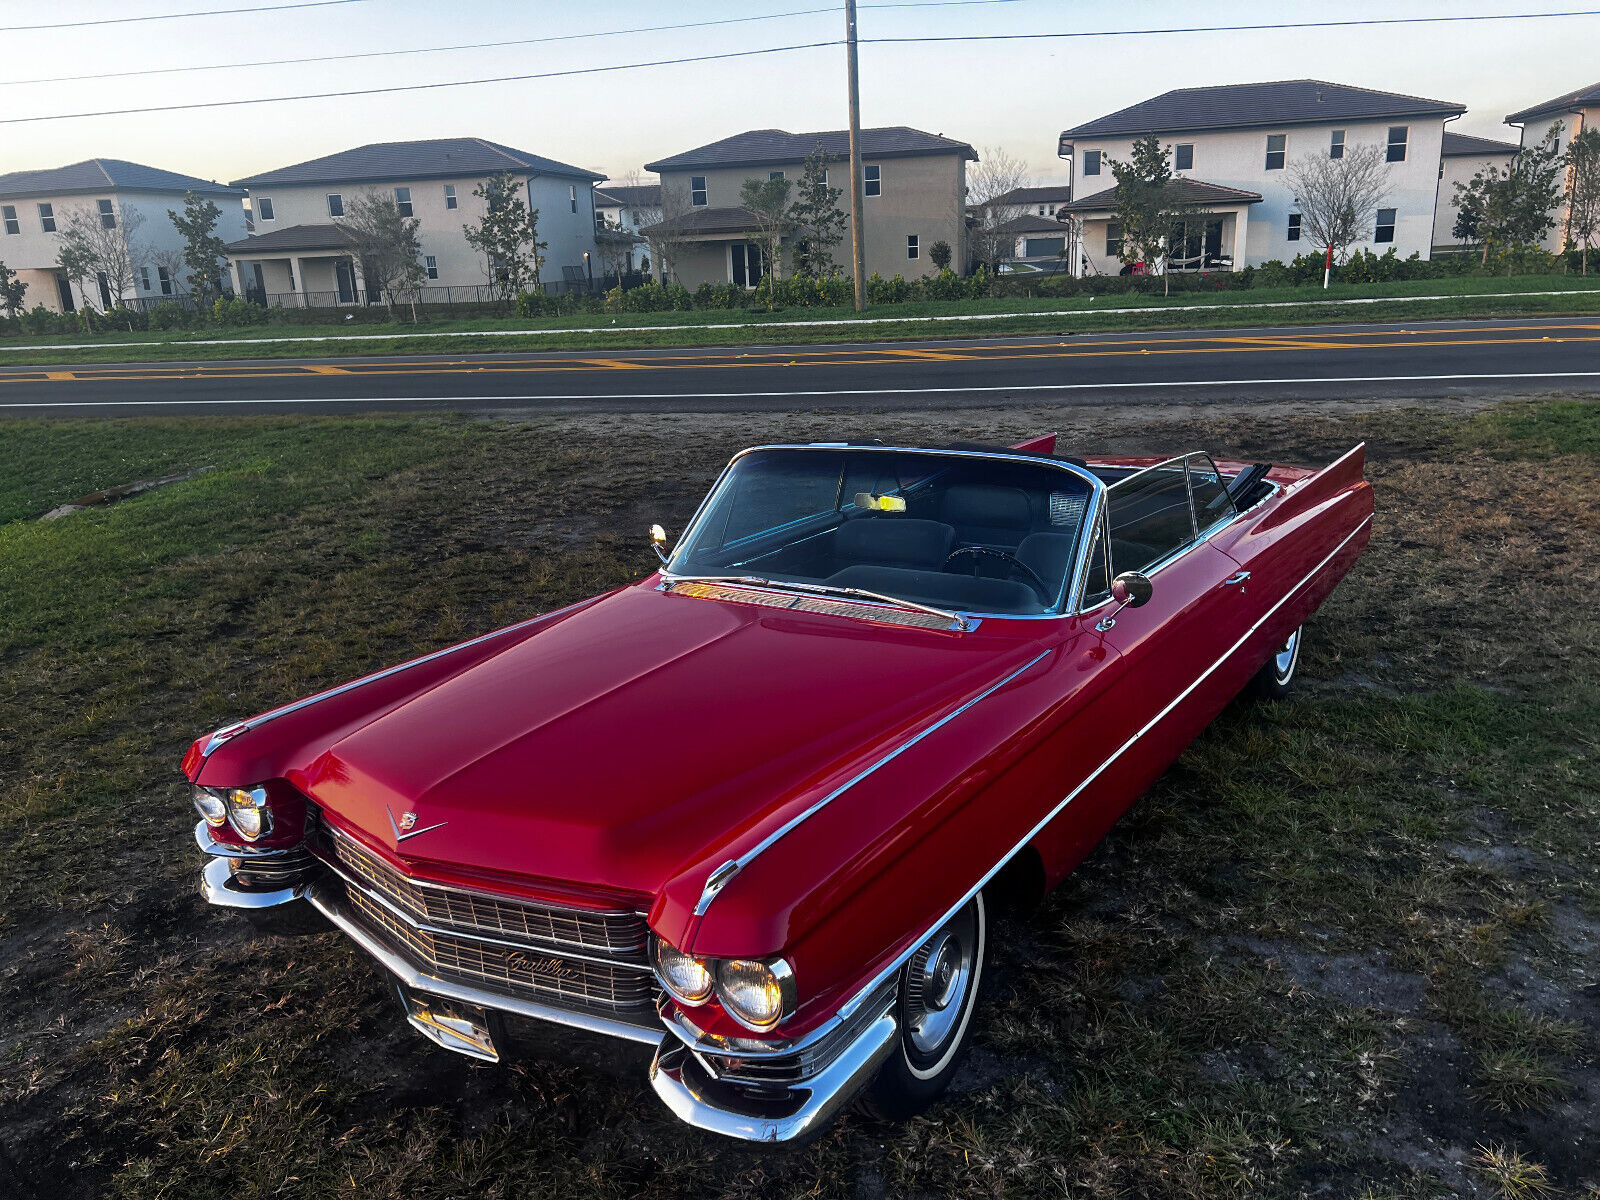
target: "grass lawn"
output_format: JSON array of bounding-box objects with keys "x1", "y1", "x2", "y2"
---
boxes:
[
  {"x1": 1, "y1": 397, "x2": 1597, "y2": 1198},
  {"x1": 2, "y1": 274, "x2": 1598, "y2": 365}
]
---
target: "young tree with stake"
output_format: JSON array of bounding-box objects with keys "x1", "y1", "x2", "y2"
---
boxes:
[
  {"x1": 462, "y1": 172, "x2": 548, "y2": 302},
  {"x1": 1452, "y1": 124, "x2": 1565, "y2": 273},
  {"x1": 738, "y1": 175, "x2": 793, "y2": 310},
  {"x1": 1284, "y1": 143, "x2": 1390, "y2": 287},
  {"x1": 346, "y1": 190, "x2": 428, "y2": 320},
  {"x1": 789, "y1": 143, "x2": 848, "y2": 279},
  {"x1": 1107, "y1": 135, "x2": 1188, "y2": 297},
  {"x1": 1564, "y1": 127, "x2": 1600, "y2": 276},
  {"x1": 167, "y1": 190, "x2": 230, "y2": 304}
]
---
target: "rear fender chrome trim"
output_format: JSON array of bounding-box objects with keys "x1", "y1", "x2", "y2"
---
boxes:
[
  {"x1": 813, "y1": 511, "x2": 1375, "y2": 1034},
  {"x1": 691, "y1": 647, "x2": 1054, "y2": 918},
  {"x1": 304, "y1": 880, "x2": 666, "y2": 1047}
]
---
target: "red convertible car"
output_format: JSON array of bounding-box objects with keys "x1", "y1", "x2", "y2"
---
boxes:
[{"x1": 185, "y1": 434, "x2": 1371, "y2": 1142}]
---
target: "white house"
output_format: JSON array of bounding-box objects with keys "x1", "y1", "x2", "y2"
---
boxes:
[
  {"x1": 593, "y1": 183, "x2": 660, "y2": 275},
  {"x1": 1433, "y1": 131, "x2": 1519, "y2": 249},
  {"x1": 1506, "y1": 81, "x2": 1600, "y2": 251},
  {"x1": 0, "y1": 158, "x2": 245, "y2": 313},
  {"x1": 1056, "y1": 80, "x2": 1466, "y2": 275},
  {"x1": 224, "y1": 138, "x2": 604, "y2": 304}
]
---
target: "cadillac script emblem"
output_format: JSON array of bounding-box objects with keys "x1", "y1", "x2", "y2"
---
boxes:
[{"x1": 504, "y1": 951, "x2": 578, "y2": 981}]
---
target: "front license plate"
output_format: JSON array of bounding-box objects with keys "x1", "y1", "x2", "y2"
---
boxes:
[{"x1": 397, "y1": 986, "x2": 499, "y2": 1062}]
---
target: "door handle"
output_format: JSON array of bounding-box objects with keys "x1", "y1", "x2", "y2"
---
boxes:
[{"x1": 1223, "y1": 571, "x2": 1251, "y2": 586}]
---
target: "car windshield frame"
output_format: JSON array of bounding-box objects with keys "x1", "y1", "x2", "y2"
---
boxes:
[{"x1": 661, "y1": 444, "x2": 1108, "y2": 619}]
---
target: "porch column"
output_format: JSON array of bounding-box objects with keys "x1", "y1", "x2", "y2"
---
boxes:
[
  {"x1": 289, "y1": 255, "x2": 309, "y2": 307},
  {"x1": 1233, "y1": 206, "x2": 1251, "y2": 271}
]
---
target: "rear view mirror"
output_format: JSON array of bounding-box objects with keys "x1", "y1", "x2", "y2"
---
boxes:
[
  {"x1": 853, "y1": 492, "x2": 907, "y2": 513},
  {"x1": 1096, "y1": 571, "x2": 1153, "y2": 631}
]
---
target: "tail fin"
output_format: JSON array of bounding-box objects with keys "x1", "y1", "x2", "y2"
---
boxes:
[
  {"x1": 1259, "y1": 443, "x2": 1367, "y2": 530},
  {"x1": 1011, "y1": 433, "x2": 1058, "y2": 454}
]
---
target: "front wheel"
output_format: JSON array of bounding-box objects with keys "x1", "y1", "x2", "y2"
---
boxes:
[
  {"x1": 1246, "y1": 624, "x2": 1303, "y2": 700},
  {"x1": 860, "y1": 893, "x2": 986, "y2": 1120}
]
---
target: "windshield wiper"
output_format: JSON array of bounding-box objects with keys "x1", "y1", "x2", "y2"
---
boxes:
[{"x1": 663, "y1": 573, "x2": 970, "y2": 630}]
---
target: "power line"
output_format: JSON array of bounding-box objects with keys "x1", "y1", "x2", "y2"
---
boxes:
[
  {"x1": 0, "y1": 41, "x2": 846, "y2": 126},
  {"x1": 0, "y1": 0, "x2": 371, "y2": 33},
  {"x1": 863, "y1": 7, "x2": 1600, "y2": 44}
]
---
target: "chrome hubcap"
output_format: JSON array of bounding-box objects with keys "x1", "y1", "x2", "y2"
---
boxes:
[
  {"x1": 1274, "y1": 627, "x2": 1301, "y2": 684},
  {"x1": 905, "y1": 909, "x2": 977, "y2": 1055}
]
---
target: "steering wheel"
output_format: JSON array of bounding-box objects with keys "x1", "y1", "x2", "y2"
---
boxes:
[{"x1": 943, "y1": 546, "x2": 1050, "y2": 601}]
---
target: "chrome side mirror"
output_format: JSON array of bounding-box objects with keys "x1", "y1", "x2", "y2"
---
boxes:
[
  {"x1": 649, "y1": 524, "x2": 669, "y2": 565},
  {"x1": 1095, "y1": 570, "x2": 1152, "y2": 632}
]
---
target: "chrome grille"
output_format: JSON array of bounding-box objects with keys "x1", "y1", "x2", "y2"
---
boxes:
[
  {"x1": 328, "y1": 827, "x2": 647, "y2": 955},
  {"x1": 343, "y1": 887, "x2": 654, "y2": 1011}
]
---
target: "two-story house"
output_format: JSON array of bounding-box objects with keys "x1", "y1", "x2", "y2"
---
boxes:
[
  {"x1": 224, "y1": 138, "x2": 604, "y2": 303},
  {"x1": 1433, "y1": 131, "x2": 1520, "y2": 249},
  {"x1": 1506, "y1": 81, "x2": 1599, "y2": 251},
  {"x1": 641, "y1": 127, "x2": 976, "y2": 287},
  {"x1": 1056, "y1": 80, "x2": 1465, "y2": 276},
  {"x1": 0, "y1": 159, "x2": 245, "y2": 313},
  {"x1": 593, "y1": 183, "x2": 661, "y2": 276}
]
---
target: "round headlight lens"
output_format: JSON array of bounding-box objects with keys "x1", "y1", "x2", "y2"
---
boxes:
[
  {"x1": 193, "y1": 786, "x2": 229, "y2": 827},
  {"x1": 715, "y1": 958, "x2": 792, "y2": 1031},
  {"x1": 653, "y1": 939, "x2": 714, "y2": 1005},
  {"x1": 224, "y1": 786, "x2": 271, "y2": 841}
]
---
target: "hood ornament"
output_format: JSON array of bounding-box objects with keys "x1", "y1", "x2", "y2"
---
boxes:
[{"x1": 387, "y1": 806, "x2": 447, "y2": 843}]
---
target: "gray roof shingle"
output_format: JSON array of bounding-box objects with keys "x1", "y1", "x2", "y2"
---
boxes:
[
  {"x1": 231, "y1": 138, "x2": 603, "y2": 188},
  {"x1": 1441, "y1": 131, "x2": 1519, "y2": 158},
  {"x1": 998, "y1": 215, "x2": 1071, "y2": 235},
  {"x1": 1060, "y1": 179, "x2": 1264, "y2": 214},
  {"x1": 1061, "y1": 80, "x2": 1464, "y2": 139},
  {"x1": 0, "y1": 158, "x2": 242, "y2": 201},
  {"x1": 1506, "y1": 81, "x2": 1600, "y2": 124},
  {"x1": 595, "y1": 184, "x2": 661, "y2": 208},
  {"x1": 223, "y1": 223, "x2": 356, "y2": 254},
  {"x1": 637, "y1": 207, "x2": 765, "y2": 237},
  {"x1": 990, "y1": 185, "x2": 1075, "y2": 206},
  {"x1": 645, "y1": 127, "x2": 977, "y2": 172}
]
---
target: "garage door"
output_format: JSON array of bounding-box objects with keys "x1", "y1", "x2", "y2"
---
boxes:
[{"x1": 1023, "y1": 237, "x2": 1065, "y2": 257}]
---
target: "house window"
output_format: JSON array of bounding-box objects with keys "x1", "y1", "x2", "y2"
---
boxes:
[
  {"x1": 631, "y1": 210, "x2": 640, "y2": 224},
  {"x1": 327, "y1": 193, "x2": 344, "y2": 218},
  {"x1": 425, "y1": 255, "x2": 438, "y2": 279},
  {"x1": 907, "y1": 234, "x2": 919, "y2": 260},
  {"x1": 38, "y1": 202, "x2": 55, "y2": 232},
  {"x1": 1330, "y1": 130, "x2": 1345, "y2": 160},
  {"x1": 140, "y1": 266, "x2": 151, "y2": 290},
  {"x1": 394, "y1": 187, "x2": 412, "y2": 217},
  {"x1": 569, "y1": 185, "x2": 578, "y2": 214},
  {"x1": 1175, "y1": 143, "x2": 1194, "y2": 171},
  {"x1": 1374, "y1": 208, "x2": 1396, "y2": 243},
  {"x1": 256, "y1": 197, "x2": 275, "y2": 221},
  {"x1": 158, "y1": 266, "x2": 173, "y2": 295},
  {"x1": 769, "y1": 171, "x2": 785, "y2": 181},
  {"x1": 1082, "y1": 150, "x2": 1101, "y2": 176},
  {"x1": 690, "y1": 176, "x2": 707, "y2": 206},
  {"x1": 2, "y1": 205, "x2": 18, "y2": 235},
  {"x1": 1287, "y1": 213, "x2": 1302, "y2": 242},
  {"x1": 864, "y1": 164, "x2": 881, "y2": 196},
  {"x1": 1264, "y1": 135, "x2": 1286, "y2": 171},
  {"x1": 729, "y1": 242, "x2": 763, "y2": 288},
  {"x1": 1387, "y1": 126, "x2": 1408, "y2": 163},
  {"x1": 1105, "y1": 221, "x2": 1123, "y2": 257},
  {"x1": 444, "y1": 184, "x2": 457, "y2": 210},
  {"x1": 98, "y1": 199, "x2": 116, "y2": 229},
  {"x1": 97, "y1": 271, "x2": 113, "y2": 308}
]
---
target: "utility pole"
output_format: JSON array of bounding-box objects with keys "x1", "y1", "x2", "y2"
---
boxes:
[{"x1": 845, "y1": 0, "x2": 867, "y2": 310}]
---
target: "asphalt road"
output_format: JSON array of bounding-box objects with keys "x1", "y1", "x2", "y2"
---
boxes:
[{"x1": 1, "y1": 315, "x2": 1597, "y2": 417}]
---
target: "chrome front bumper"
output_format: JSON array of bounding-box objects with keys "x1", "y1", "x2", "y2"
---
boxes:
[{"x1": 196, "y1": 825, "x2": 896, "y2": 1142}]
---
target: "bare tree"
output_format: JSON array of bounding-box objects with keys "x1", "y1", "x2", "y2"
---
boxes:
[
  {"x1": 151, "y1": 245, "x2": 188, "y2": 301},
  {"x1": 967, "y1": 146, "x2": 1033, "y2": 271},
  {"x1": 1285, "y1": 143, "x2": 1390, "y2": 265},
  {"x1": 739, "y1": 175, "x2": 793, "y2": 310},
  {"x1": 642, "y1": 182, "x2": 692, "y2": 284},
  {"x1": 595, "y1": 216, "x2": 637, "y2": 283},
  {"x1": 57, "y1": 202, "x2": 148, "y2": 326},
  {"x1": 346, "y1": 190, "x2": 428, "y2": 319}
]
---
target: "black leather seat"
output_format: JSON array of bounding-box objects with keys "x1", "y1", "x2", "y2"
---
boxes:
[
  {"x1": 939, "y1": 485, "x2": 1033, "y2": 550},
  {"x1": 833, "y1": 518, "x2": 955, "y2": 572},
  {"x1": 1015, "y1": 532, "x2": 1077, "y2": 603}
]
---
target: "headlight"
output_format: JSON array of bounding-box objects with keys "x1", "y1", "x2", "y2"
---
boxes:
[
  {"x1": 224, "y1": 785, "x2": 272, "y2": 841},
  {"x1": 715, "y1": 958, "x2": 795, "y2": 1031},
  {"x1": 192, "y1": 786, "x2": 228, "y2": 827},
  {"x1": 653, "y1": 939, "x2": 714, "y2": 1005}
]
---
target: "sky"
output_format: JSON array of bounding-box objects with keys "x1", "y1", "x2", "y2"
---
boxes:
[{"x1": 1, "y1": 0, "x2": 1596, "y2": 189}]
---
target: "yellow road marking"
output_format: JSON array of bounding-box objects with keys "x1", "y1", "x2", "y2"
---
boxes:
[
  {"x1": 881, "y1": 348, "x2": 978, "y2": 361},
  {"x1": 577, "y1": 358, "x2": 649, "y2": 369},
  {"x1": 303, "y1": 364, "x2": 350, "y2": 375},
  {"x1": 44, "y1": 370, "x2": 76, "y2": 381}
]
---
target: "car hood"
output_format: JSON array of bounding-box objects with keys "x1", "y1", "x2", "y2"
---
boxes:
[{"x1": 249, "y1": 584, "x2": 1039, "y2": 903}]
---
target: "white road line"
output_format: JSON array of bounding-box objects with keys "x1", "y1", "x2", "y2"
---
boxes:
[
  {"x1": 3, "y1": 370, "x2": 1600, "y2": 409},
  {"x1": 2, "y1": 291, "x2": 1596, "y2": 353}
]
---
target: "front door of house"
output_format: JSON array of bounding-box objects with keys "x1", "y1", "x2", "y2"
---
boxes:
[
  {"x1": 335, "y1": 260, "x2": 356, "y2": 304},
  {"x1": 730, "y1": 243, "x2": 763, "y2": 288},
  {"x1": 55, "y1": 273, "x2": 75, "y2": 312}
]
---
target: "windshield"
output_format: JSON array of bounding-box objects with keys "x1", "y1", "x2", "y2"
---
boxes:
[{"x1": 668, "y1": 448, "x2": 1095, "y2": 615}]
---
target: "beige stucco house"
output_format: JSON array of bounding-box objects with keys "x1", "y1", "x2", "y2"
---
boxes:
[
  {"x1": 1432, "y1": 131, "x2": 1519, "y2": 249},
  {"x1": 641, "y1": 127, "x2": 976, "y2": 287},
  {"x1": 224, "y1": 138, "x2": 604, "y2": 305},
  {"x1": 1506, "y1": 81, "x2": 1599, "y2": 252},
  {"x1": 1057, "y1": 80, "x2": 1465, "y2": 275},
  {"x1": 0, "y1": 158, "x2": 244, "y2": 313}
]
